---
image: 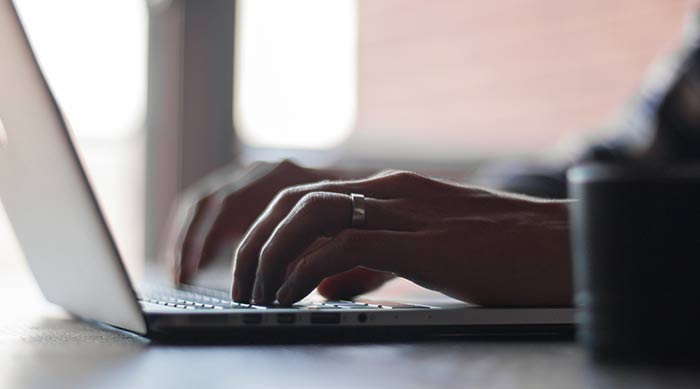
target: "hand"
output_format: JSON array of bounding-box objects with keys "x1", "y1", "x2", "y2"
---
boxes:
[
  {"x1": 164, "y1": 160, "x2": 329, "y2": 284},
  {"x1": 232, "y1": 171, "x2": 573, "y2": 306}
]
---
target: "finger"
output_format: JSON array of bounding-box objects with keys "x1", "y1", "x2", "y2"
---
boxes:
[
  {"x1": 252, "y1": 192, "x2": 351, "y2": 303},
  {"x1": 232, "y1": 171, "x2": 423, "y2": 302},
  {"x1": 168, "y1": 161, "x2": 279, "y2": 284},
  {"x1": 317, "y1": 267, "x2": 396, "y2": 300},
  {"x1": 178, "y1": 195, "x2": 224, "y2": 283},
  {"x1": 190, "y1": 185, "x2": 255, "y2": 271},
  {"x1": 167, "y1": 198, "x2": 204, "y2": 283},
  {"x1": 233, "y1": 184, "x2": 361, "y2": 302},
  {"x1": 166, "y1": 181, "x2": 237, "y2": 283},
  {"x1": 162, "y1": 202, "x2": 192, "y2": 281},
  {"x1": 196, "y1": 210, "x2": 235, "y2": 269},
  {"x1": 281, "y1": 237, "x2": 332, "y2": 279},
  {"x1": 198, "y1": 164, "x2": 313, "y2": 264},
  {"x1": 275, "y1": 229, "x2": 421, "y2": 305},
  {"x1": 253, "y1": 193, "x2": 419, "y2": 304}
]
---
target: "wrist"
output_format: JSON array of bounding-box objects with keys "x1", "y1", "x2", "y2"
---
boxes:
[{"x1": 312, "y1": 167, "x2": 377, "y2": 181}]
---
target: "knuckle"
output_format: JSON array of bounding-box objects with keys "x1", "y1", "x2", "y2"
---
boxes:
[
  {"x1": 233, "y1": 240, "x2": 253, "y2": 268},
  {"x1": 389, "y1": 170, "x2": 421, "y2": 181},
  {"x1": 295, "y1": 256, "x2": 311, "y2": 272},
  {"x1": 333, "y1": 230, "x2": 359, "y2": 252},
  {"x1": 276, "y1": 159, "x2": 299, "y2": 171},
  {"x1": 193, "y1": 193, "x2": 216, "y2": 212},
  {"x1": 180, "y1": 185, "x2": 204, "y2": 205},
  {"x1": 373, "y1": 169, "x2": 400, "y2": 177},
  {"x1": 273, "y1": 187, "x2": 293, "y2": 202},
  {"x1": 293, "y1": 257, "x2": 314, "y2": 278},
  {"x1": 257, "y1": 240, "x2": 274, "y2": 265},
  {"x1": 374, "y1": 170, "x2": 421, "y2": 186},
  {"x1": 295, "y1": 255, "x2": 322, "y2": 282},
  {"x1": 275, "y1": 186, "x2": 304, "y2": 206},
  {"x1": 213, "y1": 186, "x2": 236, "y2": 204},
  {"x1": 375, "y1": 170, "x2": 430, "y2": 194},
  {"x1": 296, "y1": 192, "x2": 329, "y2": 213},
  {"x1": 182, "y1": 180, "x2": 227, "y2": 210}
]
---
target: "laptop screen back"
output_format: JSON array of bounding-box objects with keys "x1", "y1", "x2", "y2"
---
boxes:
[{"x1": 0, "y1": 1, "x2": 145, "y2": 334}]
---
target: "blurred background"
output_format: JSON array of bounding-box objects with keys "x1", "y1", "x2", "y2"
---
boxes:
[{"x1": 0, "y1": 0, "x2": 690, "y2": 275}]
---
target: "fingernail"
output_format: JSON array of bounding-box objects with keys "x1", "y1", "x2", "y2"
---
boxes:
[{"x1": 179, "y1": 262, "x2": 194, "y2": 283}]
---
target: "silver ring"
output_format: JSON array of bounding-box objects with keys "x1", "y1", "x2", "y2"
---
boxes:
[{"x1": 350, "y1": 193, "x2": 366, "y2": 228}]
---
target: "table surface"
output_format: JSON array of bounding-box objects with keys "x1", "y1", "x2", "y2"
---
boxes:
[{"x1": 2, "y1": 234, "x2": 699, "y2": 389}]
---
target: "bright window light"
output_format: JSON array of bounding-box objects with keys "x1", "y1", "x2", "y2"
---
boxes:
[
  {"x1": 234, "y1": 0, "x2": 357, "y2": 150},
  {"x1": 13, "y1": 0, "x2": 148, "y2": 140}
]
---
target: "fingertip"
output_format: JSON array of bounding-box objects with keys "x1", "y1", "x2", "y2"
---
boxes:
[
  {"x1": 231, "y1": 281, "x2": 240, "y2": 301},
  {"x1": 231, "y1": 274, "x2": 253, "y2": 303},
  {"x1": 317, "y1": 283, "x2": 359, "y2": 300},
  {"x1": 178, "y1": 264, "x2": 193, "y2": 285},
  {"x1": 317, "y1": 274, "x2": 361, "y2": 299},
  {"x1": 180, "y1": 255, "x2": 204, "y2": 285},
  {"x1": 316, "y1": 281, "x2": 341, "y2": 299},
  {"x1": 171, "y1": 262, "x2": 181, "y2": 284},
  {"x1": 176, "y1": 269, "x2": 187, "y2": 285},
  {"x1": 317, "y1": 269, "x2": 394, "y2": 299},
  {"x1": 275, "y1": 284, "x2": 293, "y2": 306},
  {"x1": 252, "y1": 281, "x2": 264, "y2": 304}
]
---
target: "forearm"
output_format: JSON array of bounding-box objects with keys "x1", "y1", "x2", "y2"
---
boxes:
[
  {"x1": 497, "y1": 200, "x2": 573, "y2": 306},
  {"x1": 448, "y1": 197, "x2": 573, "y2": 306}
]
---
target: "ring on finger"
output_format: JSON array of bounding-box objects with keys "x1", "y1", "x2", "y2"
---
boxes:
[{"x1": 350, "y1": 193, "x2": 366, "y2": 228}]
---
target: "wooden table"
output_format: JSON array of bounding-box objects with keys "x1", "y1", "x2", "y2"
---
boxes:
[{"x1": 2, "y1": 229, "x2": 699, "y2": 389}]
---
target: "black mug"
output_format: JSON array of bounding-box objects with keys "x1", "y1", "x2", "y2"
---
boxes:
[{"x1": 567, "y1": 162, "x2": 700, "y2": 361}]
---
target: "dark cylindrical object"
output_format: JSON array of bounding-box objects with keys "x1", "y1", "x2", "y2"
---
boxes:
[{"x1": 568, "y1": 163, "x2": 700, "y2": 361}]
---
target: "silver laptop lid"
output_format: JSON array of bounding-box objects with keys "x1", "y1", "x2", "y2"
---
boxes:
[{"x1": 0, "y1": 1, "x2": 146, "y2": 334}]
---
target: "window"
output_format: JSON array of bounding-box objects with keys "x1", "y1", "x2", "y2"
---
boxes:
[
  {"x1": 234, "y1": 0, "x2": 357, "y2": 150},
  {"x1": 235, "y1": 0, "x2": 688, "y2": 160}
]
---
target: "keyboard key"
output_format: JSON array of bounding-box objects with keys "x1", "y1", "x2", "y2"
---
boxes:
[
  {"x1": 139, "y1": 285, "x2": 430, "y2": 311},
  {"x1": 302, "y1": 305, "x2": 339, "y2": 310},
  {"x1": 324, "y1": 300, "x2": 366, "y2": 306}
]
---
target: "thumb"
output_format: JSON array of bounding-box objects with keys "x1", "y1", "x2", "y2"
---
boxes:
[{"x1": 317, "y1": 267, "x2": 395, "y2": 300}]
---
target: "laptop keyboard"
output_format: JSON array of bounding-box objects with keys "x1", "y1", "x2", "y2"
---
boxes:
[{"x1": 138, "y1": 284, "x2": 429, "y2": 311}]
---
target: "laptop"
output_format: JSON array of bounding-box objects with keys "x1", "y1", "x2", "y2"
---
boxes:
[{"x1": 0, "y1": 1, "x2": 573, "y2": 341}]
